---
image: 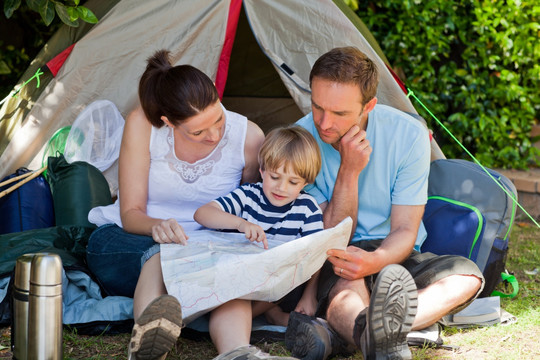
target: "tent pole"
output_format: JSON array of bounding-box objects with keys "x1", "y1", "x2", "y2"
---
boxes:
[{"x1": 0, "y1": 166, "x2": 47, "y2": 199}]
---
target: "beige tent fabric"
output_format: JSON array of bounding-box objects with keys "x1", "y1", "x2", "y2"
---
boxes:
[
  {"x1": 0, "y1": 0, "x2": 230, "y2": 177},
  {"x1": 0, "y1": 0, "x2": 119, "y2": 167},
  {"x1": 244, "y1": 0, "x2": 417, "y2": 115},
  {"x1": 243, "y1": 0, "x2": 444, "y2": 160},
  {"x1": 0, "y1": 0, "x2": 444, "y2": 179}
]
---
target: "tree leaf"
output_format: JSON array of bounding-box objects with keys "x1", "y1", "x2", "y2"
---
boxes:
[
  {"x1": 4, "y1": 0, "x2": 22, "y2": 18},
  {"x1": 76, "y1": 6, "x2": 98, "y2": 24},
  {"x1": 0, "y1": 60, "x2": 12, "y2": 75},
  {"x1": 39, "y1": 0, "x2": 55, "y2": 26},
  {"x1": 55, "y1": 3, "x2": 79, "y2": 27},
  {"x1": 25, "y1": 0, "x2": 41, "y2": 12},
  {"x1": 66, "y1": 6, "x2": 79, "y2": 22}
]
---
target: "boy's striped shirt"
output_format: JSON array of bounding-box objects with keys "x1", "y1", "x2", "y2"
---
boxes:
[{"x1": 214, "y1": 182, "x2": 323, "y2": 243}]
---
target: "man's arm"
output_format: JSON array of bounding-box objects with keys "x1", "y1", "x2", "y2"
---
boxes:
[
  {"x1": 371, "y1": 204, "x2": 424, "y2": 267},
  {"x1": 322, "y1": 125, "x2": 371, "y2": 237},
  {"x1": 326, "y1": 204, "x2": 424, "y2": 280}
]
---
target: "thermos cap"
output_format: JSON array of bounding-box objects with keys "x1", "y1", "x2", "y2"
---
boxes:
[
  {"x1": 30, "y1": 253, "x2": 62, "y2": 286},
  {"x1": 14, "y1": 254, "x2": 36, "y2": 291}
]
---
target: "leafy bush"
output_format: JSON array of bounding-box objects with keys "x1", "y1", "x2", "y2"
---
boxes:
[
  {"x1": 1, "y1": 1, "x2": 97, "y2": 99},
  {"x1": 0, "y1": 7, "x2": 58, "y2": 99},
  {"x1": 4, "y1": 0, "x2": 98, "y2": 27},
  {"x1": 357, "y1": 0, "x2": 540, "y2": 169}
]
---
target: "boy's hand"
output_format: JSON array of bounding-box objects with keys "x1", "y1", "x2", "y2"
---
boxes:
[
  {"x1": 295, "y1": 295, "x2": 317, "y2": 316},
  {"x1": 238, "y1": 221, "x2": 268, "y2": 249}
]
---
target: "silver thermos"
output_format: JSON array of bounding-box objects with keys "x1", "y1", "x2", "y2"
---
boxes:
[
  {"x1": 13, "y1": 254, "x2": 35, "y2": 360},
  {"x1": 13, "y1": 253, "x2": 63, "y2": 360}
]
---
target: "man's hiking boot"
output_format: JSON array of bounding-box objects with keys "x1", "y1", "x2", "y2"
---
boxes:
[
  {"x1": 128, "y1": 295, "x2": 183, "y2": 360},
  {"x1": 213, "y1": 345, "x2": 299, "y2": 359},
  {"x1": 284, "y1": 311, "x2": 353, "y2": 360},
  {"x1": 358, "y1": 264, "x2": 418, "y2": 360}
]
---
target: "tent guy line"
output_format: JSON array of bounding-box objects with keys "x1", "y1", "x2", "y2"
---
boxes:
[
  {"x1": 407, "y1": 88, "x2": 539, "y2": 229},
  {"x1": 0, "y1": 68, "x2": 45, "y2": 107}
]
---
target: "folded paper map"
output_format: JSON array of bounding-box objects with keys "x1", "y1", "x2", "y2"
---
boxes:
[{"x1": 161, "y1": 217, "x2": 352, "y2": 323}]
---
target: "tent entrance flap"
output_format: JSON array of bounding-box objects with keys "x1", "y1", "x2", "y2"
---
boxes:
[{"x1": 222, "y1": 5, "x2": 303, "y2": 131}]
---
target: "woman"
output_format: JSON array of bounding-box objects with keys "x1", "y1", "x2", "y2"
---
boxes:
[{"x1": 86, "y1": 50, "x2": 290, "y2": 360}]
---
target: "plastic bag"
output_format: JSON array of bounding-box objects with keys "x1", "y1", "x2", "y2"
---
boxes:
[
  {"x1": 41, "y1": 126, "x2": 71, "y2": 170},
  {"x1": 63, "y1": 100, "x2": 124, "y2": 196},
  {"x1": 64, "y1": 100, "x2": 124, "y2": 172}
]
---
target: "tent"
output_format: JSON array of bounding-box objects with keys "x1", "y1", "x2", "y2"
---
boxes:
[
  {"x1": 0, "y1": 0, "x2": 444, "y2": 181},
  {"x1": 0, "y1": 0, "x2": 518, "y2": 335}
]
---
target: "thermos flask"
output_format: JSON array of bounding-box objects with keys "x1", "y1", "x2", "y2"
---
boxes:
[
  {"x1": 12, "y1": 254, "x2": 35, "y2": 360},
  {"x1": 27, "y1": 253, "x2": 63, "y2": 360}
]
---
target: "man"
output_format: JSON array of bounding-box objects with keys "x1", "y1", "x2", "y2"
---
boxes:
[{"x1": 285, "y1": 47, "x2": 484, "y2": 360}]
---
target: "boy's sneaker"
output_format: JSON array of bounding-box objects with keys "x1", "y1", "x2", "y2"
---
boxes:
[
  {"x1": 213, "y1": 345, "x2": 299, "y2": 359},
  {"x1": 284, "y1": 311, "x2": 353, "y2": 360},
  {"x1": 128, "y1": 295, "x2": 183, "y2": 360},
  {"x1": 358, "y1": 264, "x2": 418, "y2": 360}
]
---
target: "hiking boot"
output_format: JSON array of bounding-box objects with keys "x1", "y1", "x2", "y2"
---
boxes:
[
  {"x1": 358, "y1": 264, "x2": 418, "y2": 360},
  {"x1": 213, "y1": 345, "x2": 299, "y2": 359},
  {"x1": 284, "y1": 311, "x2": 314, "y2": 351},
  {"x1": 128, "y1": 295, "x2": 183, "y2": 360},
  {"x1": 284, "y1": 311, "x2": 353, "y2": 360}
]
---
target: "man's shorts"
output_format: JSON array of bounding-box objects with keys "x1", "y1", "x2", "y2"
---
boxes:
[{"x1": 315, "y1": 239, "x2": 485, "y2": 318}]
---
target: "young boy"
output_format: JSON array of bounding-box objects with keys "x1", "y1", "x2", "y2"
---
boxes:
[{"x1": 194, "y1": 125, "x2": 323, "y2": 326}]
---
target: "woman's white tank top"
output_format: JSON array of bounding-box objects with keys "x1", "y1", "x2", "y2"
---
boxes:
[{"x1": 88, "y1": 109, "x2": 247, "y2": 231}]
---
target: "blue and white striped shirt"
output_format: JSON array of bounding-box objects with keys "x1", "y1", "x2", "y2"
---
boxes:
[{"x1": 214, "y1": 182, "x2": 324, "y2": 243}]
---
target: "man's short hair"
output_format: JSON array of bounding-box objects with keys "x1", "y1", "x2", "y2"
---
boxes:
[
  {"x1": 309, "y1": 47, "x2": 379, "y2": 105},
  {"x1": 259, "y1": 126, "x2": 321, "y2": 184}
]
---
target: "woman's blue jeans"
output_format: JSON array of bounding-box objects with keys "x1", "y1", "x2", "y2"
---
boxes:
[{"x1": 86, "y1": 224, "x2": 159, "y2": 297}]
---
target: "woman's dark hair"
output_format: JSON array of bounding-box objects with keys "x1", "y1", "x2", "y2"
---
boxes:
[{"x1": 138, "y1": 50, "x2": 219, "y2": 128}]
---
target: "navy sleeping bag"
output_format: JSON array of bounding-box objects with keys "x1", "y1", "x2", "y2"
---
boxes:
[{"x1": 0, "y1": 168, "x2": 55, "y2": 234}]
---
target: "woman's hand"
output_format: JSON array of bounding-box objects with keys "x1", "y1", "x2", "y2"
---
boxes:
[
  {"x1": 237, "y1": 221, "x2": 268, "y2": 249},
  {"x1": 151, "y1": 218, "x2": 188, "y2": 245}
]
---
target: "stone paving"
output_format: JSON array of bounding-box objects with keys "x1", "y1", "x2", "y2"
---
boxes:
[{"x1": 495, "y1": 168, "x2": 540, "y2": 221}]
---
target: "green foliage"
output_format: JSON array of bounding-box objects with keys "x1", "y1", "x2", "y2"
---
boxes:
[
  {"x1": 0, "y1": 4, "x2": 60, "y2": 98},
  {"x1": 4, "y1": 0, "x2": 97, "y2": 27},
  {"x1": 0, "y1": 1, "x2": 98, "y2": 99},
  {"x1": 343, "y1": 0, "x2": 359, "y2": 11},
  {"x1": 357, "y1": 0, "x2": 540, "y2": 169}
]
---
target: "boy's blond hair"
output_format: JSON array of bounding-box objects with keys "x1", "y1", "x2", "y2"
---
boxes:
[{"x1": 258, "y1": 126, "x2": 321, "y2": 184}]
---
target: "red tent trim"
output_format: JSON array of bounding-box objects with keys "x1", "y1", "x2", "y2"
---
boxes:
[
  {"x1": 385, "y1": 63, "x2": 407, "y2": 95},
  {"x1": 215, "y1": 0, "x2": 242, "y2": 99},
  {"x1": 46, "y1": 44, "x2": 76, "y2": 77}
]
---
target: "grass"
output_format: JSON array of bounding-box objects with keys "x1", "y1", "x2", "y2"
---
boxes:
[{"x1": 1, "y1": 221, "x2": 538, "y2": 359}]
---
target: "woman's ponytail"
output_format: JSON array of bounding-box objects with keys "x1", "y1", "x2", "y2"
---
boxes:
[{"x1": 138, "y1": 49, "x2": 219, "y2": 128}]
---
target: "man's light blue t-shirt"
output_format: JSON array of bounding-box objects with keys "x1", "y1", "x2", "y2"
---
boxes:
[{"x1": 296, "y1": 104, "x2": 430, "y2": 250}]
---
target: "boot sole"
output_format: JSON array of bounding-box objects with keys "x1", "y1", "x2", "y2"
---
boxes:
[
  {"x1": 128, "y1": 295, "x2": 183, "y2": 360},
  {"x1": 289, "y1": 321, "x2": 330, "y2": 360},
  {"x1": 284, "y1": 311, "x2": 316, "y2": 351},
  {"x1": 368, "y1": 264, "x2": 418, "y2": 360}
]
